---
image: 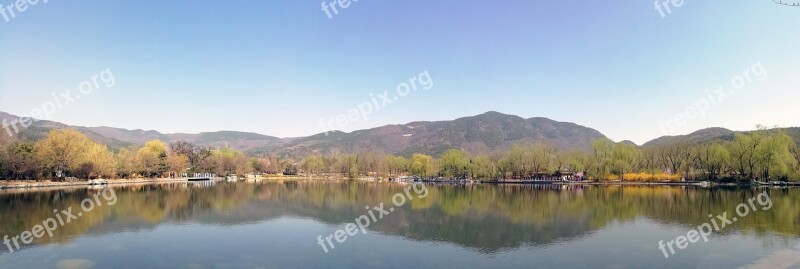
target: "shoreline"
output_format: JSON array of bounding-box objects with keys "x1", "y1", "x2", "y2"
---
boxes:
[
  {"x1": 2, "y1": 177, "x2": 798, "y2": 191},
  {"x1": 455, "y1": 180, "x2": 800, "y2": 187},
  {"x1": 415, "y1": 179, "x2": 800, "y2": 187},
  {"x1": 0, "y1": 176, "x2": 338, "y2": 191},
  {"x1": 0, "y1": 178, "x2": 195, "y2": 191}
]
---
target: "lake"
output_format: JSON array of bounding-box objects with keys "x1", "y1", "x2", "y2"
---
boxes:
[{"x1": 0, "y1": 182, "x2": 798, "y2": 269}]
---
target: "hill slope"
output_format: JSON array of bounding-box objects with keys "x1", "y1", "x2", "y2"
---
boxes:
[
  {"x1": 1, "y1": 111, "x2": 608, "y2": 156},
  {"x1": 643, "y1": 127, "x2": 800, "y2": 147},
  {"x1": 253, "y1": 111, "x2": 608, "y2": 157}
]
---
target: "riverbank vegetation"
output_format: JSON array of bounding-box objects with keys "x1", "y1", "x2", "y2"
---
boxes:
[
  {"x1": 0, "y1": 129, "x2": 281, "y2": 181},
  {"x1": 0, "y1": 127, "x2": 798, "y2": 182}
]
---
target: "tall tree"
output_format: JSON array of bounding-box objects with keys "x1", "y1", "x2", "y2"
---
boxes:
[
  {"x1": 115, "y1": 147, "x2": 136, "y2": 178},
  {"x1": 385, "y1": 155, "x2": 410, "y2": 177},
  {"x1": 590, "y1": 139, "x2": 616, "y2": 179},
  {"x1": 791, "y1": 144, "x2": 800, "y2": 175},
  {"x1": 332, "y1": 154, "x2": 359, "y2": 178},
  {"x1": 754, "y1": 130, "x2": 794, "y2": 180},
  {"x1": 302, "y1": 155, "x2": 327, "y2": 175},
  {"x1": 83, "y1": 143, "x2": 116, "y2": 178},
  {"x1": 35, "y1": 129, "x2": 92, "y2": 178},
  {"x1": 470, "y1": 154, "x2": 498, "y2": 180},
  {"x1": 212, "y1": 147, "x2": 249, "y2": 176},
  {"x1": 135, "y1": 140, "x2": 169, "y2": 177},
  {"x1": 729, "y1": 132, "x2": 763, "y2": 179},
  {"x1": 502, "y1": 145, "x2": 526, "y2": 178},
  {"x1": 170, "y1": 141, "x2": 212, "y2": 174},
  {"x1": 1, "y1": 142, "x2": 39, "y2": 180},
  {"x1": 612, "y1": 142, "x2": 640, "y2": 180},
  {"x1": 440, "y1": 149, "x2": 471, "y2": 179},
  {"x1": 588, "y1": 139, "x2": 640, "y2": 180},
  {"x1": 410, "y1": 153, "x2": 435, "y2": 178},
  {"x1": 657, "y1": 142, "x2": 692, "y2": 178},
  {"x1": 694, "y1": 143, "x2": 730, "y2": 181},
  {"x1": 357, "y1": 150, "x2": 386, "y2": 176}
]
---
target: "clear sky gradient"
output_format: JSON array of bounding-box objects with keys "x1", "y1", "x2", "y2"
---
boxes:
[{"x1": 1, "y1": 0, "x2": 798, "y2": 144}]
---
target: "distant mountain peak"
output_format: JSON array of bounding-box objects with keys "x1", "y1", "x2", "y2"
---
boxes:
[
  {"x1": 0, "y1": 110, "x2": 608, "y2": 156},
  {"x1": 10, "y1": 110, "x2": 789, "y2": 158},
  {"x1": 644, "y1": 127, "x2": 735, "y2": 147}
]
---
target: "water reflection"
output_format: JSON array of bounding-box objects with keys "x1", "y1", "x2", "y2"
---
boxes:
[{"x1": 1, "y1": 182, "x2": 797, "y2": 255}]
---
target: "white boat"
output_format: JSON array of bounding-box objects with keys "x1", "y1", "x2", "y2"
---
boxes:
[{"x1": 89, "y1": 179, "x2": 109, "y2": 185}]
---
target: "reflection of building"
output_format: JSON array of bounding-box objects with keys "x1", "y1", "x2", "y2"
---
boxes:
[
  {"x1": 246, "y1": 174, "x2": 264, "y2": 181},
  {"x1": 188, "y1": 180, "x2": 216, "y2": 188}
]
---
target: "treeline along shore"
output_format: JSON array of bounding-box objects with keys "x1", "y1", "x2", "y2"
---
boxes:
[{"x1": 1, "y1": 127, "x2": 799, "y2": 185}]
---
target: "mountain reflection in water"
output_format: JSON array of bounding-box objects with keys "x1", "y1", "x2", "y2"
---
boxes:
[{"x1": 0, "y1": 182, "x2": 798, "y2": 268}]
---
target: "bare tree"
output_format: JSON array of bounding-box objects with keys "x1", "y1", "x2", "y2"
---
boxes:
[{"x1": 170, "y1": 141, "x2": 212, "y2": 173}]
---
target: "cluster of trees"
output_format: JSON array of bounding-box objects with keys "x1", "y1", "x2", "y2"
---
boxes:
[
  {"x1": 0, "y1": 129, "x2": 116, "y2": 180},
  {"x1": 290, "y1": 144, "x2": 598, "y2": 180},
  {"x1": 583, "y1": 128, "x2": 800, "y2": 181},
  {"x1": 2, "y1": 127, "x2": 799, "y2": 182},
  {"x1": 290, "y1": 129, "x2": 800, "y2": 182},
  {"x1": 0, "y1": 129, "x2": 286, "y2": 181}
]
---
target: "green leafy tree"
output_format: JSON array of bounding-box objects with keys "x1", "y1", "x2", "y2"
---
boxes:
[
  {"x1": 440, "y1": 149, "x2": 471, "y2": 179},
  {"x1": 470, "y1": 154, "x2": 499, "y2": 180},
  {"x1": 694, "y1": 143, "x2": 730, "y2": 181},
  {"x1": 385, "y1": 155, "x2": 410, "y2": 177},
  {"x1": 754, "y1": 129, "x2": 794, "y2": 180},
  {"x1": 302, "y1": 155, "x2": 327, "y2": 175},
  {"x1": 410, "y1": 154, "x2": 435, "y2": 178}
]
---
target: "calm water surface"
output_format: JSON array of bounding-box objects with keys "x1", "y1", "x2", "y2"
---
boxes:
[{"x1": 0, "y1": 182, "x2": 798, "y2": 269}]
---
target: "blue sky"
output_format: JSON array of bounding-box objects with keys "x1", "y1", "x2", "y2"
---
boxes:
[{"x1": 0, "y1": 0, "x2": 798, "y2": 144}]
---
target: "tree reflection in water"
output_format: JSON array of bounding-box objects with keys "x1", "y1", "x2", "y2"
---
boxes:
[{"x1": 0, "y1": 182, "x2": 797, "y2": 253}]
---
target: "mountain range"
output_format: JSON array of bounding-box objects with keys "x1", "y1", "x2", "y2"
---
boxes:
[{"x1": 1, "y1": 111, "x2": 797, "y2": 157}]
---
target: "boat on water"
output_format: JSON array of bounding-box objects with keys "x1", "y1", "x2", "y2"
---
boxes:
[
  {"x1": 188, "y1": 177, "x2": 211, "y2": 181},
  {"x1": 89, "y1": 179, "x2": 109, "y2": 185}
]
